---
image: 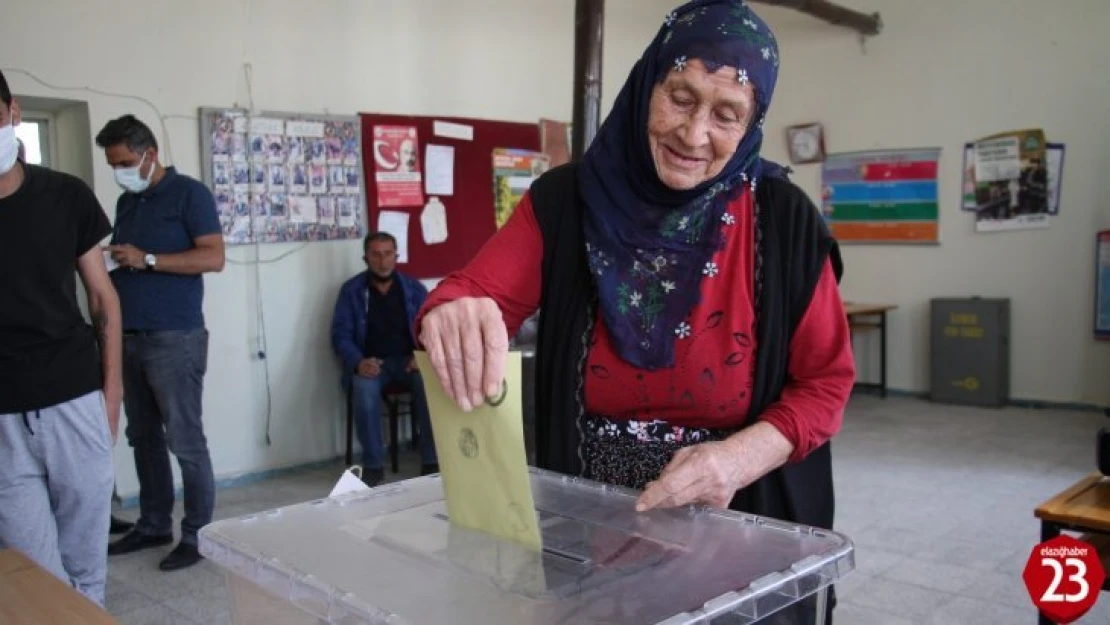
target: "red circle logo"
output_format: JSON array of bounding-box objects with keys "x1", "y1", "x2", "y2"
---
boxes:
[{"x1": 1023, "y1": 535, "x2": 1105, "y2": 624}]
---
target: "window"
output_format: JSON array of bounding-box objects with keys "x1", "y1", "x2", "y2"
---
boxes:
[{"x1": 15, "y1": 117, "x2": 51, "y2": 167}]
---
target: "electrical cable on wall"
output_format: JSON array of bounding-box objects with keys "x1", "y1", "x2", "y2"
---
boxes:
[
  {"x1": 3, "y1": 67, "x2": 179, "y2": 166},
  {"x1": 240, "y1": 61, "x2": 275, "y2": 447},
  {"x1": 254, "y1": 241, "x2": 273, "y2": 447}
]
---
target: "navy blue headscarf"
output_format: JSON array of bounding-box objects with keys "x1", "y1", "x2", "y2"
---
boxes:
[{"x1": 578, "y1": 0, "x2": 787, "y2": 371}]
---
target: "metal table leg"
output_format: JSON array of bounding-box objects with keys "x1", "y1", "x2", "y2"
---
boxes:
[
  {"x1": 344, "y1": 386, "x2": 353, "y2": 466},
  {"x1": 814, "y1": 586, "x2": 828, "y2": 625},
  {"x1": 879, "y1": 312, "x2": 888, "y2": 398}
]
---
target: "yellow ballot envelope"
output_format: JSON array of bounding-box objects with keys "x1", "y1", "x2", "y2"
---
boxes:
[{"x1": 415, "y1": 351, "x2": 542, "y2": 551}]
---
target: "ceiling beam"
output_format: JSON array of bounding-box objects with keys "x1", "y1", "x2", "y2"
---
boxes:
[{"x1": 751, "y1": 0, "x2": 882, "y2": 37}]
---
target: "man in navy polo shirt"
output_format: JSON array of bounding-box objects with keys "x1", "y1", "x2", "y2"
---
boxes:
[
  {"x1": 331, "y1": 232, "x2": 438, "y2": 486},
  {"x1": 96, "y1": 115, "x2": 225, "y2": 572}
]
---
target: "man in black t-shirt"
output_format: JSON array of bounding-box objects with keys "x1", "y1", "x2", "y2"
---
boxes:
[{"x1": 0, "y1": 71, "x2": 122, "y2": 608}]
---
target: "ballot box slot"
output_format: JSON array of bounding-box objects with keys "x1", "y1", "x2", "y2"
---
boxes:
[{"x1": 384, "y1": 506, "x2": 682, "y2": 599}]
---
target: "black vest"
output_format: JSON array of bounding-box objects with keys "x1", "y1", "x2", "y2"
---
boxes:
[{"x1": 529, "y1": 163, "x2": 843, "y2": 531}]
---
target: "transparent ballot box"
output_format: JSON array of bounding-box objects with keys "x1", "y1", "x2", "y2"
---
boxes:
[{"x1": 199, "y1": 468, "x2": 854, "y2": 624}]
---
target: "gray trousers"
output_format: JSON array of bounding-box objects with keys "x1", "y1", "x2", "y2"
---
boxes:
[{"x1": 0, "y1": 390, "x2": 114, "y2": 607}]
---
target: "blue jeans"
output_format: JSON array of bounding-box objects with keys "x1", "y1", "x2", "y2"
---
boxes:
[
  {"x1": 122, "y1": 329, "x2": 214, "y2": 545},
  {"x1": 350, "y1": 357, "x2": 437, "y2": 470}
]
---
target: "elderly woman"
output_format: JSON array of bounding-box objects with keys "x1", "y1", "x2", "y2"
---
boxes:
[{"x1": 421, "y1": 0, "x2": 852, "y2": 580}]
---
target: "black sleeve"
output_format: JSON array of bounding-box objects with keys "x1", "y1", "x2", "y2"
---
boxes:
[{"x1": 72, "y1": 178, "x2": 112, "y2": 258}]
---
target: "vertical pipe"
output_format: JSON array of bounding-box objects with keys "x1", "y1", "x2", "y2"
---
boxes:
[{"x1": 571, "y1": 0, "x2": 605, "y2": 161}]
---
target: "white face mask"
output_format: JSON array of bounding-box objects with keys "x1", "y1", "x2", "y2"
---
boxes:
[
  {"x1": 0, "y1": 123, "x2": 18, "y2": 176},
  {"x1": 113, "y1": 151, "x2": 153, "y2": 193}
]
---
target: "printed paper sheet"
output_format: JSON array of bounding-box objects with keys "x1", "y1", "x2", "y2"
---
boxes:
[
  {"x1": 377, "y1": 210, "x2": 410, "y2": 264},
  {"x1": 424, "y1": 144, "x2": 455, "y2": 196}
]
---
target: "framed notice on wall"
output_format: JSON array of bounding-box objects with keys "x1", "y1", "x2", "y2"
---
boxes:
[
  {"x1": 820, "y1": 148, "x2": 941, "y2": 244},
  {"x1": 1097, "y1": 230, "x2": 1110, "y2": 340}
]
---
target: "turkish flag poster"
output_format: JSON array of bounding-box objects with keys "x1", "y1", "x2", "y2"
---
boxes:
[{"x1": 371, "y1": 125, "x2": 424, "y2": 207}]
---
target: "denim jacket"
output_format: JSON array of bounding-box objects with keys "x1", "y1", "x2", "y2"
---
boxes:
[{"x1": 330, "y1": 271, "x2": 427, "y2": 377}]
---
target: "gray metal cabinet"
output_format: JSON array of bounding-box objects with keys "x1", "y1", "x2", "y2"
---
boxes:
[{"x1": 930, "y1": 298, "x2": 1010, "y2": 407}]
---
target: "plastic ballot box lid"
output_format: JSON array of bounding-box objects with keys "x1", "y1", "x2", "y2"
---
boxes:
[{"x1": 199, "y1": 468, "x2": 854, "y2": 625}]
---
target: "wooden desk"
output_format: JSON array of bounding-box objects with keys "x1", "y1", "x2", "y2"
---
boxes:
[
  {"x1": 0, "y1": 549, "x2": 117, "y2": 624},
  {"x1": 844, "y1": 303, "x2": 897, "y2": 398},
  {"x1": 1033, "y1": 473, "x2": 1110, "y2": 625}
]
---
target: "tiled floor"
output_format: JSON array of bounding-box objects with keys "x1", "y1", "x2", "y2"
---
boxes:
[{"x1": 103, "y1": 395, "x2": 1110, "y2": 624}]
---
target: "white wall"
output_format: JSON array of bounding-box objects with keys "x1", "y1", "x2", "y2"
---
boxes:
[
  {"x1": 1, "y1": 0, "x2": 670, "y2": 499},
  {"x1": 4, "y1": 0, "x2": 1107, "y2": 498},
  {"x1": 53, "y1": 102, "x2": 94, "y2": 186},
  {"x1": 753, "y1": 0, "x2": 1110, "y2": 407}
]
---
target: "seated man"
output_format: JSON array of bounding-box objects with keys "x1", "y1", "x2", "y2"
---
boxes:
[{"x1": 331, "y1": 232, "x2": 438, "y2": 485}]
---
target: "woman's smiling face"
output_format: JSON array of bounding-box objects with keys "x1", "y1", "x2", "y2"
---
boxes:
[{"x1": 647, "y1": 58, "x2": 755, "y2": 190}]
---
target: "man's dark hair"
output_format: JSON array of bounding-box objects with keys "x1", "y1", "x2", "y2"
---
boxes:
[
  {"x1": 0, "y1": 70, "x2": 11, "y2": 108},
  {"x1": 364, "y1": 232, "x2": 397, "y2": 250},
  {"x1": 95, "y1": 114, "x2": 158, "y2": 153}
]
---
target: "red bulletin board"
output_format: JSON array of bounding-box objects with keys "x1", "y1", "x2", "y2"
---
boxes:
[{"x1": 360, "y1": 113, "x2": 541, "y2": 279}]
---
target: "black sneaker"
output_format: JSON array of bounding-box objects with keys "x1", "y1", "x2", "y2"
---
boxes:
[
  {"x1": 420, "y1": 463, "x2": 439, "y2": 476},
  {"x1": 361, "y1": 468, "x2": 384, "y2": 487},
  {"x1": 108, "y1": 530, "x2": 174, "y2": 556},
  {"x1": 110, "y1": 516, "x2": 134, "y2": 535},
  {"x1": 159, "y1": 542, "x2": 202, "y2": 571}
]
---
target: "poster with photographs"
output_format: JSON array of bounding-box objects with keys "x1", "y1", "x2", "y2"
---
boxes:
[
  {"x1": 959, "y1": 129, "x2": 1061, "y2": 233},
  {"x1": 961, "y1": 138, "x2": 1065, "y2": 231},
  {"x1": 199, "y1": 107, "x2": 366, "y2": 245}
]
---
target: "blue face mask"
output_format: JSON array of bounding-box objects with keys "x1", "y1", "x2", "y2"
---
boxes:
[
  {"x1": 0, "y1": 122, "x2": 18, "y2": 175},
  {"x1": 114, "y1": 152, "x2": 152, "y2": 193}
]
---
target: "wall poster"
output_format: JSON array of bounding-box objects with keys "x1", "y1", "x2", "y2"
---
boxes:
[
  {"x1": 200, "y1": 107, "x2": 366, "y2": 245},
  {"x1": 1097, "y1": 230, "x2": 1110, "y2": 340},
  {"x1": 821, "y1": 147, "x2": 941, "y2": 244},
  {"x1": 961, "y1": 133, "x2": 1064, "y2": 233}
]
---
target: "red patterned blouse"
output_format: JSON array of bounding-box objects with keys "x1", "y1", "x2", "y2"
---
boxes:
[{"x1": 418, "y1": 187, "x2": 855, "y2": 463}]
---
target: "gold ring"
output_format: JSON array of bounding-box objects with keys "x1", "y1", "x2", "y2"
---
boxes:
[{"x1": 485, "y1": 380, "x2": 508, "y2": 407}]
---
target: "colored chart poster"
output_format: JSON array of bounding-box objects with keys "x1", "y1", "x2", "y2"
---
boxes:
[
  {"x1": 492, "y1": 148, "x2": 549, "y2": 228},
  {"x1": 1097, "y1": 231, "x2": 1110, "y2": 340},
  {"x1": 821, "y1": 148, "x2": 941, "y2": 244},
  {"x1": 371, "y1": 125, "x2": 424, "y2": 207}
]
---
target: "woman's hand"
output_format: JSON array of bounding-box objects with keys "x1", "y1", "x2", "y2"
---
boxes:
[
  {"x1": 635, "y1": 422, "x2": 794, "y2": 512},
  {"x1": 635, "y1": 439, "x2": 747, "y2": 511},
  {"x1": 419, "y1": 297, "x2": 509, "y2": 412}
]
